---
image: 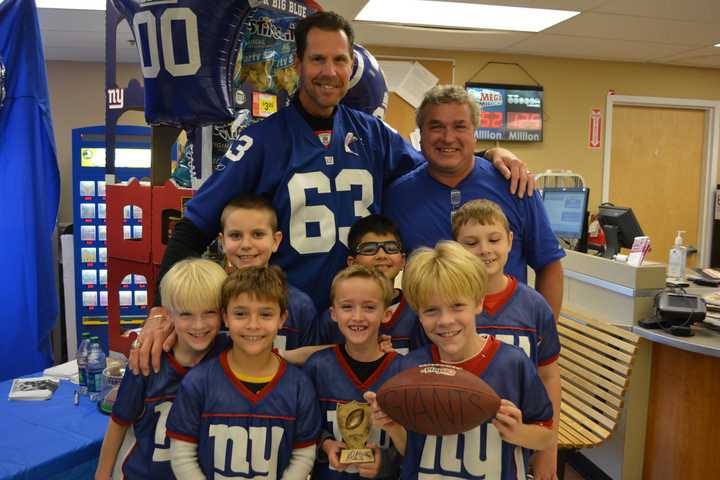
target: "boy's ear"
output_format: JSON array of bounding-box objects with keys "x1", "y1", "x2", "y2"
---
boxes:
[
  {"x1": 272, "y1": 230, "x2": 282, "y2": 253},
  {"x1": 279, "y1": 310, "x2": 288, "y2": 330},
  {"x1": 329, "y1": 306, "x2": 338, "y2": 323},
  {"x1": 346, "y1": 256, "x2": 356, "y2": 266},
  {"x1": 383, "y1": 306, "x2": 393, "y2": 324},
  {"x1": 508, "y1": 230, "x2": 514, "y2": 243},
  {"x1": 474, "y1": 298, "x2": 484, "y2": 315},
  {"x1": 222, "y1": 310, "x2": 229, "y2": 328}
]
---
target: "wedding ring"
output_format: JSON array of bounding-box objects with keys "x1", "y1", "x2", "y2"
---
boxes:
[{"x1": 131, "y1": 338, "x2": 142, "y2": 349}]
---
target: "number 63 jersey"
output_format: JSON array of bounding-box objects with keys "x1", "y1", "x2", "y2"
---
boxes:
[{"x1": 185, "y1": 103, "x2": 422, "y2": 310}]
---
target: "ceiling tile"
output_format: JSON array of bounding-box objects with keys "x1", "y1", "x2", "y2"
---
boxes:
[{"x1": 595, "y1": 0, "x2": 720, "y2": 25}]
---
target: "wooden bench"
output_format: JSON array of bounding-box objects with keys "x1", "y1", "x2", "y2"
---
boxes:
[{"x1": 556, "y1": 309, "x2": 640, "y2": 479}]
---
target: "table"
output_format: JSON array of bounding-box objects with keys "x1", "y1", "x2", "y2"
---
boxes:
[{"x1": 0, "y1": 376, "x2": 108, "y2": 479}]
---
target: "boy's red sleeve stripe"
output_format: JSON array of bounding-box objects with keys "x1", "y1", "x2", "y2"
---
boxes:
[
  {"x1": 167, "y1": 430, "x2": 199, "y2": 444},
  {"x1": 532, "y1": 419, "x2": 554, "y2": 429},
  {"x1": 110, "y1": 414, "x2": 134, "y2": 427},
  {"x1": 538, "y1": 353, "x2": 559, "y2": 367},
  {"x1": 293, "y1": 439, "x2": 318, "y2": 449}
]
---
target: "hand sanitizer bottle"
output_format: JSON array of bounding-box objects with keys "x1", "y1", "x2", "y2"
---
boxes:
[{"x1": 667, "y1": 231, "x2": 687, "y2": 281}]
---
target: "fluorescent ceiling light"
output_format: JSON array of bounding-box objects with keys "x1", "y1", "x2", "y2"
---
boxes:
[
  {"x1": 715, "y1": 43, "x2": 720, "y2": 47},
  {"x1": 37, "y1": 0, "x2": 105, "y2": 10},
  {"x1": 355, "y1": 0, "x2": 579, "y2": 33}
]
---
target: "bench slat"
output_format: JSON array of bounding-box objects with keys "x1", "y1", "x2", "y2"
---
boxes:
[
  {"x1": 557, "y1": 323, "x2": 634, "y2": 364},
  {"x1": 559, "y1": 411, "x2": 605, "y2": 444},
  {"x1": 562, "y1": 402, "x2": 612, "y2": 440},
  {"x1": 561, "y1": 378, "x2": 621, "y2": 419},
  {"x1": 561, "y1": 309, "x2": 640, "y2": 344},
  {"x1": 558, "y1": 345, "x2": 628, "y2": 386},
  {"x1": 559, "y1": 364, "x2": 623, "y2": 407},
  {"x1": 562, "y1": 389, "x2": 617, "y2": 431}
]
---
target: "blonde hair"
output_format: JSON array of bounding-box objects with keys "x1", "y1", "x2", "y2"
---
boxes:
[
  {"x1": 221, "y1": 265, "x2": 288, "y2": 314},
  {"x1": 160, "y1": 258, "x2": 227, "y2": 314},
  {"x1": 330, "y1": 264, "x2": 394, "y2": 308},
  {"x1": 416, "y1": 84, "x2": 481, "y2": 129},
  {"x1": 402, "y1": 241, "x2": 487, "y2": 312},
  {"x1": 451, "y1": 199, "x2": 511, "y2": 239}
]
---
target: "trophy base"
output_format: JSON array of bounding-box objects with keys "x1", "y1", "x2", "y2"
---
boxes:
[{"x1": 340, "y1": 448, "x2": 374, "y2": 464}]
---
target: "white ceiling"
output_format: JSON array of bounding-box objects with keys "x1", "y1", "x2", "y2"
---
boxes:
[{"x1": 38, "y1": 0, "x2": 720, "y2": 69}]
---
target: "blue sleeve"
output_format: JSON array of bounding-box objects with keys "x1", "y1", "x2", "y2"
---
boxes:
[
  {"x1": 111, "y1": 367, "x2": 147, "y2": 424},
  {"x1": 297, "y1": 292, "x2": 319, "y2": 347},
  {"x1": 518, "y1": 354, "x2": 553, "y2": 424},
  {"x1": 166, "y1": 370, "x2": 205, "y2": 443},
  {"x1": 293, "y1": 370, "x2": 322, "y2": 448},
  {"x1": 522, "y1": 192, "x2": 565, "y2": 272},
  {"x1": 536, "y1": 299, "x2": 560, "y2": 366},
  {"x1": 376, "y1": 119, "x2": 424, "y2": 186},
  {"x1": 317, "y1": 309, "x2": 343, "y2": 344},
  {"x1": 183, "y1": 127, "x2": 273, "y2": 236}
]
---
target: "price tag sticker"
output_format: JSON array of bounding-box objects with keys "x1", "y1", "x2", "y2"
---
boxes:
[{"x1": 252, "y1": 92, "x2": 278, "y2": 118}]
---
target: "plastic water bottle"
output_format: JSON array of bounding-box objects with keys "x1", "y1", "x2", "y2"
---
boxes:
[
  {"x1": 87, "y1": 337, "x2": 106, "y2": 402},
  {"x1": 77, "y1": 332, "x2": 91, "y2": 396}
]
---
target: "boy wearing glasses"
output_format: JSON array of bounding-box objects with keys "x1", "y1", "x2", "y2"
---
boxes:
[{"x1": 318, "y1": 215, "x2": 419, "y2": 355}]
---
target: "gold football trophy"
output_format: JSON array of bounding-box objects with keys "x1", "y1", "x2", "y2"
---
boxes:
[{"x1": 336, "y1": 401, "x2": 374, "y2": 464}]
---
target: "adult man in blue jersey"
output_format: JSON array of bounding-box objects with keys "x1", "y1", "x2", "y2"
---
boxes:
[
  {"x1": 132, "y1": 11, "x2": 534, "y2": 374},
  {"x1": 384, "y1": 85, "x2": 564, "y2": 320}
]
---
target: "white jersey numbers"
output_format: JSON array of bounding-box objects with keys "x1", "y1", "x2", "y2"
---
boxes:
[
  {"x1": 133, "y1": 7, "x2": 201, "y2": 79},
  {"x1": 288, "y1": 169, "x2": 374, "y2": 254}
]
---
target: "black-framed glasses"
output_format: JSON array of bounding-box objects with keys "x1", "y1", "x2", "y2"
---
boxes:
[{"x1": 355, "y1": 241, "x2": 403, "y2": 256}]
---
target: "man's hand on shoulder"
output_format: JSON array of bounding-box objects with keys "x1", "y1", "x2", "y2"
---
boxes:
[
  {"x1": 128, "y1": 306, "x2": 176, "y2": 375},
  {"x1": 485, "y1": 147, "x2": 535, "y2": 198}
]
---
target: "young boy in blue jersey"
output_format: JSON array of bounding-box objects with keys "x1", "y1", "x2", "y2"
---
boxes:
[
  {"x1": 218, "y1": 194, "x2": 318, "y2": 352},
  {"x1": 318, "y1": 214, "x2": 419, "y2": 355},
  {"x1": 366, "y1": 241, "x2": 554, "y2": 479},
  {"x1": 304, "y1": 264, "x2": 404, "y2": 479},
  {"x1": 453, "y1": 199, "x2": 561, "y2": 479},
  {"x1": 95, "y1": 258, "x2": 227, "y2": 480},
  {"x1": 166, "y1": 266, "x2": 321, "y2": 479}
]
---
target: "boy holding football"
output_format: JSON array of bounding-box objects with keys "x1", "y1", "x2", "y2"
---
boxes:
[{"x1": 366, "y1": 241, "x2": 553, "y2": 479}]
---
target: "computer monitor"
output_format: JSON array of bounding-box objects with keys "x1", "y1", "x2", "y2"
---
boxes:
[
  {"x1": 541, "y1": 187, "x2": 589, "y2": 251},
  {"x1": 597, "y1": 204, "x2": 644, "y2": 258}
]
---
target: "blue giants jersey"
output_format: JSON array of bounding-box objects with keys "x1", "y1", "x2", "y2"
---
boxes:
[
  {"x1": 319, "y1": 292, "x2": 419, "y2": 355},
  {"x1": 166, "y1": 351, "x2": 321, "y2": 478},
  {"x1": 478, "y1": 277, "x2": 560, "y2": 367},
  {"x1": 384, "y1": 159, "x2": 565, "y2": 283},
  {"x1": 110, "y1": 339, "x2": 230, "y2": 479},
  {"x1": 112, "y1": 0, "x2": 250, "y2": 126},
  {"x1": 276, "y1": 283, "x2": 318, "y2": 351},
  {"x1": 185, "y1": 103, "x2": 423, "y2": 310},
  {"x1": 303, "y1": 347, "x2": 402, "y2": 479},
  {"x1": 399, "y1": 339, "x2": 553, "y2": 479}
]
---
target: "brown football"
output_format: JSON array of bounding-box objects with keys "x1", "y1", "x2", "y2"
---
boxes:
[{"x1": 376, "y1": 363, "x2": 501, "y2": 435}]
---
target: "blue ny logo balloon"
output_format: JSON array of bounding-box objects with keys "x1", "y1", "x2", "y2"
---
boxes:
[{"x1": 0, "y1": 55, "x2": 6, "y2": 109}]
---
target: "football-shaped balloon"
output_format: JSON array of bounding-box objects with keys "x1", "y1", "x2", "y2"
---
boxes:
[
  {"x1": 376, "y1": 364, "x2": 501, "y2": 435},
  {"x1": 341, "y1": 44, "x2": 389, "y2": 120}
]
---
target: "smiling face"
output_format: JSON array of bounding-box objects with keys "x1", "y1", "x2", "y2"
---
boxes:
[
  {"x1": 171, "y1": 307, "x2": 222, "y2": 357},
  {"x1": 348, "y1": 232, "x2": 405, "y2": 282},
  {"x1": 417, "y1": 294, "x2": 484, "y2": 362},
  {"x1": 294, "y1": 27, "x2": 353, "y2": 117},
  {"x1": 456, "y1": 220, "x2": 513, "y2": 281},
  {"x1": 219, "y1": 208, "x2": 282, "y2": 269},
  {"x1": 420, "y1": 102, "x2": 477, "y2": 183},
  {"x1": 223, "y1": 293, "x2": 286, "y2": 358},
  {"x1": 331, "y1": 276, "x2": 391, "y2": 348}
]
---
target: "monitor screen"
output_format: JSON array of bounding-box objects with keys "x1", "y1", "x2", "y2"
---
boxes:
[
  {"x1": 542, "y1": 188, "x2": 589, "y2": 240},
  {"x1": 597, "y1": 204, "x2": 644, "y2": 249}
]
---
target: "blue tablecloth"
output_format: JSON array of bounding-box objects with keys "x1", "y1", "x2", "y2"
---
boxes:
[{"x1": 0, "y1": 376, "x2": 109, "y2": 479}]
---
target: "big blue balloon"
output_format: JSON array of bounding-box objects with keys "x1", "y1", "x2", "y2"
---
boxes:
[{"x1": 341, "y1": 44, "x2": 389, "y2": 120}]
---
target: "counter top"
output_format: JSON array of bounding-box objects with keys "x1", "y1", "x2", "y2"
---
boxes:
[{"x1": 633, "y1": 323, "x2": 720, "y2": 358}]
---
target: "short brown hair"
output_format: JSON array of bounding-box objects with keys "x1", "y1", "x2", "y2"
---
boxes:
[
  {"x1": 451, "y1": 199, "x2": 511, "y2": 239},
  {"x1": 330, "y1": 264, "x2": 394, "y2": 308},
  {"x1": 160, "y1": 258, "x2": 227, "y2": 314},
  {"x1": 416, "y1": 84, "x2": 481, "y2": 129},
  {"x1": 295, "y1": 11, "x2": 355, "y2": 59},
  {"x1": 220, "y1": 195, "x2": 278, "y2": 232},
  {"x1": 221, "y1": 265, "x2": 288, "y2": 314},
  {"x1": 402, "y1": 241, "x2": 487, "y2": 312}
]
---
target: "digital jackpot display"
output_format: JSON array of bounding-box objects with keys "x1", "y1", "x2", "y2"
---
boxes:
[{"x1": 465, "y1": 83, "x2": 543, "y2": 142}]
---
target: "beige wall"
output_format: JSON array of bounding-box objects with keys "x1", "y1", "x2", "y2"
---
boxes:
[
  {"x1": 46, "y1": 51, "x2": 720, "y2": 223},
  {"x1": 368, "y1": 46, "x2": 720, "y2": 211},
  {"x1": 47, "y1": 61, "x2": 146, "y2": 224}
]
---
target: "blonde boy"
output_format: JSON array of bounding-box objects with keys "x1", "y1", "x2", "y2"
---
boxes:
[
  {"x1": 304, "y1": 265, "x2": 404, "y2": 479},
  {"x1": 95, "y1": 259, "x2": 227, "y2": 480},
  {"x1": 366, "y1": 241, "x2": 553, "y2": 479},
  {"x1": 166, "y1": 266, "x2": 320, "y2": 479},
  {"x1": 453, "y1": 199, "x2": 561, "y2": 479}
]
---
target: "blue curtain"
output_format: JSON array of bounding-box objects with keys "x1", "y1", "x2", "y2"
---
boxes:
[{"x1": 0, "y1": 0, "x2": 60, "y2": 380}]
